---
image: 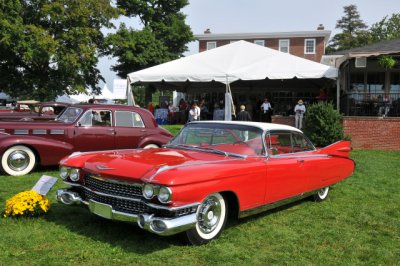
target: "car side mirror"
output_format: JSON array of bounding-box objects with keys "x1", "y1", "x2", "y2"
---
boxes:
[{"x1": 76, "y1": 122, "x2": 81, "y2": 127}]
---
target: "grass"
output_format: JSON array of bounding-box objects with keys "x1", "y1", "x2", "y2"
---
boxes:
[
  {"x1": 161, "y1": 124, "x2": 183, "y2": 136},
  {"x1": 0, "y1": 150, "x2": 399, "y2": 265}
]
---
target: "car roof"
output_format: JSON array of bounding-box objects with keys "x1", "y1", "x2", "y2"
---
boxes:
[{"x1": 188, "y1": 121, "x2": 303, "y2": 133}]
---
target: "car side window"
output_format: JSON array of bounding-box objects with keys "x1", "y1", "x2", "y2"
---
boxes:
[
  {"x1": 115, "y1": 111, "x2": 145, "y2": 127},
  {"x1": 292, "y1": 133, "x2": 315, "y2": 152},
  {"x1": 267, "y1": 132, "x2": 293, "y2": 155},
  {"x1": 79, "y1": 110, "x2": 112, "y2": 127}
]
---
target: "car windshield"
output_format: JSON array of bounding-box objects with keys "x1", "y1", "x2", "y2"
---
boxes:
[
  {"x1": 167, "y1": 123, "x2": 265, "y2": 156},
  {"x1": 56, "y1": 107, "x2": 83, "y2": 123}
]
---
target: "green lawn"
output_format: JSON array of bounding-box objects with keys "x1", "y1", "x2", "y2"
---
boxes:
[{"x1": 0, "y1": 150, "x2": 399, "y2": 265}]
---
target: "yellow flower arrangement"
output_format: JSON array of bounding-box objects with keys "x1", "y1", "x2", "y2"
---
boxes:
[{"x1": 3, "y1": 190, "x2": 50, "y2": 218}]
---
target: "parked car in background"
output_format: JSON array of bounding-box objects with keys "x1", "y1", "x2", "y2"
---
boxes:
[
  {"x1": 0, "y1": 101, "x2": 69, "y2": 120},
  {"x1": 0, "y1": 104, "x2": 173, "y2": 176},
  {"x1": 56, "y1": 121, "x2": 355, "y2": 245}
]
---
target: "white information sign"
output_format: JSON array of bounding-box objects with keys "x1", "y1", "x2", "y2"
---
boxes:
[{"x1": 32, "y1": 175, "x2": 58, "y2": 196}]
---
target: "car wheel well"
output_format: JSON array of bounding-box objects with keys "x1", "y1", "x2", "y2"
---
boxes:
[
  {"x1": 220, "y1": 191, "x2": 239, "y2": 220},
  {"x1": 8, "y1": 144, "x2": 41, "y2": 164}
]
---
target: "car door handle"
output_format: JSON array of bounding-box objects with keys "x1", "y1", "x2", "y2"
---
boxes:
[
  {"x1": 140, "y1": 129, "x2": 147, "y2": 132},
  {"x1": 297, "y1": 159, "x2": 304, "y2": 163}
]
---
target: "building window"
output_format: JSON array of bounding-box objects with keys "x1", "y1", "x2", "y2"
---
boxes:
[
  {"x1": 279, "y1": 39, "x2": 290, "y2": 53},
  {"x1": 206, "y1": 41, "x2": 216, "y2": 50},
  {"x1": 304, "y1": 39, "x2": 316, "y2": 54},
  {"x1": 254, "y1": 40, "x2": 265, "y2": 46}
]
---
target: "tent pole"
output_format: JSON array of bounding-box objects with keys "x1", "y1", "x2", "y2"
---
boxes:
[{"x1": 126, "y1": 77, "x2": 136, "y2": 106}]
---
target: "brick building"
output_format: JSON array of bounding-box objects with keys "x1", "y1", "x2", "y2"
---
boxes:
[{"x1": 195, "y1": 24, "x2": 330, "y2": 63}]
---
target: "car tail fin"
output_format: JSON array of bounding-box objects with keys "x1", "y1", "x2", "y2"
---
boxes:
[{"x1": 317, "y1": 140, "x2": 352, "y2": 158}]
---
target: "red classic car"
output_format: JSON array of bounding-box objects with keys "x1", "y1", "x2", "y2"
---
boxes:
[
  {"x1": 0, "y1": 104, "x2": 173, "y2": 176},
  {"x1": 56, "y1": 121, "x2": 355, "y2": 245},
  {"x1": 0, "y1": 101, "x2": 69, "y2": 121}
]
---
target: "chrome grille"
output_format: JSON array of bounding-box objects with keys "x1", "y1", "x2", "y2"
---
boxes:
[
  {"x1": 82, "y1": 190, "x2": 149, "y2": 215},
  {"x1": 85, "y1": 175, "x2": 142, "y2": 198}
]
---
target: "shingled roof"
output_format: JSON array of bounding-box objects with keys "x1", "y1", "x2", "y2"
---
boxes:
[
  {"x1": 330, "y1": 38, "x2": 400, "y2": 55},
  {"x1": 331, "y1": 38, "x2": 400, "y2": 67}
]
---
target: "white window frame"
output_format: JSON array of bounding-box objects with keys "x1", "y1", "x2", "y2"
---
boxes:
[
  {"x1": 254, "y1": 40, "x2": 265, "y2": 46},
  {"x1": 206, "y1": 41, "x2": 217, "y2": 50},
  {"x1": 304, "y1": 39, "x2": 316, "y2": 54},
  {"x1": 279, "y1": 39, "x2": 290, "y2": 53}
]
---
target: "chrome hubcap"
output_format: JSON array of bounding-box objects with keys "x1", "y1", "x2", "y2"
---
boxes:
[
  {"x1": 318, "y1": 187, "x2": 328, "y2": 198},
  {"x1": 198, "y1": 196, "x2": 221, "y2": 234},
  {"x1": 8, "y1": 151, "x2": 29, "y2": 171}
]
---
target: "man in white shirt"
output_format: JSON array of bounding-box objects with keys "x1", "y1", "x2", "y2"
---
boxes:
[
  {"x1": 294, "y1": 99, "x2": 306, "y2": 129},
  {"x1": 261, "y1": 97, "x2": 272, "y2": 123},
  {"x1": 188, "y1": 102, "x2": 201, "y2": 122}
]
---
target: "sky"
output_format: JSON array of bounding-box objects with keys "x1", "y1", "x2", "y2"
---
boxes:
[{"x1": 98, "y1": 0, "x2": 400, "y2": 90}]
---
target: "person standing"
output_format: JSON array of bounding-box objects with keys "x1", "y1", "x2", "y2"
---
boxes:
[
  {"x1": 188, "y1": 102, "x2": 200, "y2": 122},
  {"x1": 237, "y1": 105, "x2": 252, "y2": 121},
  {"x1": 294, "y1": 99, "x2": 306, "y2": 129},
  {"x1": 260, "y1": 97, "x2": 272, "y2": 123}
]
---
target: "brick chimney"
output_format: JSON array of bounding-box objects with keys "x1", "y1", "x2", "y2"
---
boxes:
[
  {"x1": 204, "y1": 28, "x2": 211, "y2": 34},
  {"x1": 317, "y1": 24, "x2": 324, "y2": 30}
]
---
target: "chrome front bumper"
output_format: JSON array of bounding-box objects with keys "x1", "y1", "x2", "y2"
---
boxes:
[{"x1": 56, "y1": 188, "x2": 198, "y2": 236}]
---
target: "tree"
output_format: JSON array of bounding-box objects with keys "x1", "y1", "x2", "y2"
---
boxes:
[
  {"x1": 369, "y1": 13, "x2": 400, "y2": 42},
  {"x1": 327, "y1": 4, "x2": 369, "y2": 53},
  {"x1": 106, "y1": 0, "x2": 194, "y2": 77},
  {"x1": 0, "y1": 0, "x2": 119, "y2": 101}
]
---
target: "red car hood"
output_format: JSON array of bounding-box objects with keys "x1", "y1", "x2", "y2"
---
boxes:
[{"x1": 82, "y1": 148, "x2": 236, "y2": 182}]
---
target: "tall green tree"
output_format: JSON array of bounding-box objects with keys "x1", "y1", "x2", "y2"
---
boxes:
[
  {"x1": 327, "y1": 4, "x2": 369, "y2": 53},
  {"x1": 106, "y1": 0, "x2": 194, "y2": 77},
  {"x1": 0, "y1": 0, "x2": 119, "y2": 101},
  {"x1": 369, "y1": 13, "x2": 400, "y2": 42}
]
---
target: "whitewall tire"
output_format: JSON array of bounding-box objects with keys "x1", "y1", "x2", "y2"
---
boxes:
[
  {"x1": 1, "y1": 145, "x2": 36, "y2": 176},
  {"x1": 143, "y1": 144, "x2": 159, "y2": 149},
  {"x1": 185, "y1": 192, "x2": 228, "y2": 245},
  {"x1": 314, "y1": 186, "x2": 330, "y2": 202}
]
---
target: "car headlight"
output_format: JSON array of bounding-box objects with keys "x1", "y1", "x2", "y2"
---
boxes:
[
  {"x1": 60, "y1": 166, "x2": 70, "y2": 180},
  {"x1": 143, "y1": 183, "x2": 155, "y2": 199},
  {"x1": 157, "y1": 186, "x2": 172, "y2": 203},
  {"x1": 69, "y1": 168, "x2": 80, "y2": 182}
]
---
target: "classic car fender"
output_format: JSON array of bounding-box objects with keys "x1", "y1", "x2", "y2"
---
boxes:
[
  {"x1": 0, "y1": 134, "x2": 74, "y2": 165},
  {"x1": 151, "y1": 158, "x2": 268, "y2": 211},
  {"x1": 138, "y1": 134, "x2": 172, "y2": 148}
]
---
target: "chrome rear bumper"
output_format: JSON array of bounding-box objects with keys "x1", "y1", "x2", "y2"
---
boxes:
[{"x1": 56, "y1": 188, "x2": 198, "y2": 236}]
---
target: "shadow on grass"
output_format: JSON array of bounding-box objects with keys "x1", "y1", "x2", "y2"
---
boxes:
[{"x1": 44, "y1": 202, "x2": 186, "y2": 253}]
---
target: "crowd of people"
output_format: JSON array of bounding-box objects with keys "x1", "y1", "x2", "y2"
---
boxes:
[{"x1": 141, "y1": 89, "x2": 327, "y2": 129}]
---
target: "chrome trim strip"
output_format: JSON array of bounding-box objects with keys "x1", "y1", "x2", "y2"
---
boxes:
[
  {"x1": 50, "y1": 129, "x2": 65, "y2": 135},
  {"x1": 87, "y1": 175, "x2": 142, "y2": 187},
  {"x1": 14, "y1": 129, "x2": 29, "y2": 135},
  {"x1": 32, "y1": 129, "x2": 47, "y2": 135},
  {"x1": 62, "y1": 182, "x2": 200, "y2": 212},
  {"x1": 271, "y1": 154, "x2": 329, "y2": 159},
  {"x1": 238, "y1": 189, "x2": 319, "y2": 218}
]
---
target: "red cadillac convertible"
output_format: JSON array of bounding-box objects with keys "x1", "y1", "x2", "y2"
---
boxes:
[
  {"x1": 56, "y1": 121, "x2": 354, "y2": 245},
  {"x1": 0, "y1": 104, "x2": 172, "y2": 176}
]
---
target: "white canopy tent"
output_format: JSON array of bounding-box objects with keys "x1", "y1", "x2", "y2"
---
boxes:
[{"x1": 127, "y1": 40, "x2": 338, "y2": 119}]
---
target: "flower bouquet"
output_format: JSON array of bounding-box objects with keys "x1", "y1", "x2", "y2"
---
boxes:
[{"x1": 3, "y1": 190, "x2": 50, "y2": 218}]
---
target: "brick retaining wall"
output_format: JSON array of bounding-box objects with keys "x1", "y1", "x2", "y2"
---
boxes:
[
  {"x1": 342, "y1": 117, "x2": 400, "y2": 150},
  {"x1": 271, "y1": 115, "x2": 400, "y2": 150}
]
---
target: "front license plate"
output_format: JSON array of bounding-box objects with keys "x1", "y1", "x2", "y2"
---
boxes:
[{"x1": 89, "y1": 200, "x2": 112, "y2": 219}]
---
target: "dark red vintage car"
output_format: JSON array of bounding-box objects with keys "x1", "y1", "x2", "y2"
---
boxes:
[
  {"x1": 0, "y1": 104, "x2": 173, "y2": 176},
  {"x1": 0, "y1": 101, "x2": 69, "y2": 121},
  {"x1": 56, "y1": 121, "x2": 355, "y2": 245}
]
